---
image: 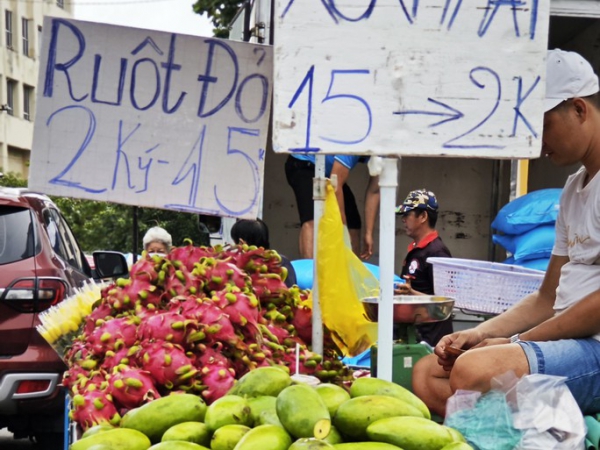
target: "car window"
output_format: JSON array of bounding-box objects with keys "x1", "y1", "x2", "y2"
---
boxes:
[
  {"x1": 0, "y1": 206, "x2": 36, "y2": 265},
  {"x1": 43, "y1": 209, "x2": 67, "y2": 259},
  {"x1": 43, "y1": 208, "x2": 85, "y2": 272},
  {"x1": 53, "y1": 209, "x2": 86, "y2": 273}
]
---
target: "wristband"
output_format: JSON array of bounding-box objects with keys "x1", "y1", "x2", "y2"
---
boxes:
[{"x1": 510, "y1": 333, "x2": 521, "y2": 344}]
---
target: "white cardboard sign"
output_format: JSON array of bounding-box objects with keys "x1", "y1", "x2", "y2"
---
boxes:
[
  {"x1": 273, "y1": 0, "x2": 550, "y2": 158},
  {"x1": 30, "y1": 18, "x2": 273, "y2": 218}
]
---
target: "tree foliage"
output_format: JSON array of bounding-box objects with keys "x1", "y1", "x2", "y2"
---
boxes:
[
  {"x1": 192, "y1": 0, "x2": 245, "y2": 38},
  {"x1": 0, "y1": 169, "x2": 210, "y2": 254}
]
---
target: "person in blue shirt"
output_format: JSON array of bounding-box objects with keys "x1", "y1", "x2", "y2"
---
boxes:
[{"x1": 285, "y1": 154, "x2": 379, "y2": 259}]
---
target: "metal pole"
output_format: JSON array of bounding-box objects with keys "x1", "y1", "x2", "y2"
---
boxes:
[
  {"x1": 312, "y1": 154, "x2": 326, "y2": 355},
  {"x1": 132, "y1": 206, "x2": 139, "y2": 263},
  {"x1": 377, "y1": 157, "x2": 398, "y2": 381},
  {"x1": 243, "y1": 1, "x2": 252, "y2": 42}
]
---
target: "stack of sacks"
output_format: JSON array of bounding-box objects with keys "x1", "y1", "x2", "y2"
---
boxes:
[{"x1": 491, "y1": 189, "x2": 562, "y2": 271}]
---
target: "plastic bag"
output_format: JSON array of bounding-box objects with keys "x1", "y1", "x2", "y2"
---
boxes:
[
  {"x1": 316, "y1": 182, "x2": 378, "y2": 356},
  {"x1": 445, "y1": 371, "x2": 586, "y2": 450},
  {"x1": 512, "y1": 374, "x2": 586, "y2": 450},
  {"x1": 445, "y1": 389, "x2": 522, "y2": 450}
]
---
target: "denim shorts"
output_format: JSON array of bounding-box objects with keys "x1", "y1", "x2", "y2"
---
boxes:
[{"x1": 518, "y1": 338, "x2": 600, "y2": 413}]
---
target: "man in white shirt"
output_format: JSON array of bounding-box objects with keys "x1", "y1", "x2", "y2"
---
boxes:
[{"x1": 412, "y1": 49, "x2": 600, "y2": 417}]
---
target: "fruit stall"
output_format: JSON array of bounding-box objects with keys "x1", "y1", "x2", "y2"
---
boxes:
[{"x1": 39, "y1": 241, "x2": 472, "y2": 450}]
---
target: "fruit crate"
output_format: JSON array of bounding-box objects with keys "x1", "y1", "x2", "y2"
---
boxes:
[{"x1": 428, "y1": 257, "x2": 544, "y2": 315}]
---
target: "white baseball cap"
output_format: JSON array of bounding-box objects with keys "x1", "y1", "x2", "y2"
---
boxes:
[{"x1": 545, "y1": 49, "x2": 599, "y2": 112}]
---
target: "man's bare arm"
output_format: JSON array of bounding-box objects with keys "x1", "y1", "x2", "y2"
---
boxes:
[
  {"x1": 331, "y1": 161, "x2": 351, "y2": 224},
  {"x1": 473, "y1": 254, "x2": 565, "y2": 339},
  {"x1": 361, "y1": 175, "x2": 380, "y2": 259}
]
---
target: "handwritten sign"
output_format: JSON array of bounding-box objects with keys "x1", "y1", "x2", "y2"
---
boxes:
[
  {"x1": 29, "y1": 18, "x2": 273, "y2": 218},
  {"x1": 273, "y1": 1, "x2": 550, "y2": 158}
]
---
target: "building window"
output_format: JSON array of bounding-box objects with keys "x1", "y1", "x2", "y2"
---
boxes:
[
  {"x1": 22, "y1": 18, "x2": 29, "y2": 56},
  {"x1": 7, "y1": 79, "x2": 16, "y2": 116},
  {"x1": 23, "y1": 85, "x2": 33, "y2": 121},
  {"x1": 7, "y1": 146, "x2": 29, "y2": 178},
  {"x1": 57, "y1": 0, "x2": 64, "y2": 8},
  {"x1": 5, "y1": 10, "x2": 13, "y2": 49}
]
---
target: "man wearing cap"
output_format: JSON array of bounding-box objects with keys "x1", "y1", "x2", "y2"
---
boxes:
[
  {"x1": 412, "y1": 49, "x2": 600, "y2": 417},
  {"x1": 394, "y1": 189, "x2": 452, "y2": 346}
]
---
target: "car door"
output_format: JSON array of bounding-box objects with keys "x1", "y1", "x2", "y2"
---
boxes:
[{"x1": 0, "y1": 204, "x2": 38, "y2": 356}]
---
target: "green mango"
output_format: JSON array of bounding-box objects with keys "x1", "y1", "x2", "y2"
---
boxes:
[
  {"x1": 333, "y1": 444, "x2": 402, "y2": 450},
  {"x1": 314, "y1": 384, "x2": 351, "y2": 417},
  {"x1": 333, "y1": 442, "x2": 402, "y2": 450},
  {"x1": 442, "y1": 426, "x2": 466, "y2": 443},
  {"x1": 80, "y1": 424, "x2": 116, "y2": 440},
  {"x1": 162, "y1": 422, "x2": 210, "y2": 447},
  {"x1": 148, "y1": 443, "x2": 209, "y2": 450},
  {"x1": 247, "y1": 396, "x2": 277, "y2": 426},
  {"x1": 350, "y1": 377, "x2": 430, "y2": 420},
  {"x1": 367, "y1": 416, "x2": 454, "y2": 450},
  {"x1": 440, "y1": 443, "x2": 475, "y2": 450},
  {"x1": 322, "y1": 426, "x2": 343, "y2": 445},
  {"x1": 228, "y1": 367, "x2": 292, "y2": 398},
  {"x1": 72, "y1": 428, "x2": 151, "y2": 450},
  {"x1": 233, "y1": 424, "x2": 292, "y2": 450},
  {"x1": 289, "y1": 437, "x2": 335, "y2": 449},
  {"x1": 334, "y1": 395, "x2": 423, "y2": 441},
  {"x1": 121, "y1": 394, "x2": 207, "y2": 444},
  {"x1": 210, "y1": 424, "x2": 251, "y2": 450},
  {"x1": 204, "y1": 395, "x2": 252, "y2": 432},
  {"x1": 276, "y1": 384, "x2": 331, "y2": 439}
]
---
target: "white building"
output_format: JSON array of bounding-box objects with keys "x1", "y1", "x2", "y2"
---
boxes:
[{"x1": 0, "y1": 0, "x2": 72, "y2": 178}]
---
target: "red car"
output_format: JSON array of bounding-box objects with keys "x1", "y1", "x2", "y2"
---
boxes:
[{"x1": 0, "y1": 187, "x2": 127, "y2": 448}]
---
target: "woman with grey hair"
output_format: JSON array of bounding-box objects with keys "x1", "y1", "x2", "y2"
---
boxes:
[{"x1": 142, "y1": 226, "x2": 172, "y2": 255}]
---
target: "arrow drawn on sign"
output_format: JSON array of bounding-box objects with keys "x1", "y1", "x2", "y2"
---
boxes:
[{"x1": 393, "y1": 98, "x2": 464, "y2": 127}]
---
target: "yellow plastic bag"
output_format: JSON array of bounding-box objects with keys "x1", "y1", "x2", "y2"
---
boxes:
[{"x1": 317, "y1": 182, "x2": 379, "y2": 356}]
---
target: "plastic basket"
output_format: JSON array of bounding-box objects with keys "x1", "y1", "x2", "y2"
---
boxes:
[{"x1": 428, "y1": 257, "x2": 545, "y2": 315}]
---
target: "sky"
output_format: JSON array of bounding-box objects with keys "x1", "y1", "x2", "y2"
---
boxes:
[{"x1": 73, "y1": 0, "x2": 214, "y2": 37}]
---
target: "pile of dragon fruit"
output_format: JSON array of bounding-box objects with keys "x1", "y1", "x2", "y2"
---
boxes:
[{"x1": 64, "y1": 243, "x2": 352, "y2": 429}]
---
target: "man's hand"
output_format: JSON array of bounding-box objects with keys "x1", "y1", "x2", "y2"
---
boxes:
[
  {"x1": 393, "y1": 276, "x2": 423, "y2": 295},
  {"x1": 434, "y1": 328, "x2": 487, "y2": 371},
  {"x1": 360, "y1": 233, "x2": 374, "y2": 260}
]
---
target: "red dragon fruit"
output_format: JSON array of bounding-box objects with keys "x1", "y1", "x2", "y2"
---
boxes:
[
  {"x1": 160, "y1": 263, "x2": 200, "y2": 299},
  {"x1": 107, "y1": 365, "x2": 160, "y2": 411},
  {"x1": 65, "y1": 340, "x2": 94, "y2": 366},
  {"x1": 260, "y1": 323, "x2": 292, "y2": 345},
  {"x1": 137, "y1": 311, "x2": 192, "y2": 346},
  {"x1": 196, "y1": 259, "x2": 250, "y2": 293},
  {"x1": 193, "y1": 342, "x2": 232, "y2": 369},
  {"x1": 176, "y1": 297, "x2": 242, "y2": 347},
  {"x1": 251, "y1": 273, "x2": 288, "y2": 303},
  {"x1": 129, "y1": 253, "x2": 164, "y2": 281},
  {"x1": 291, "y1": 304, "x2": 313, "y2": 345},
  {"x1": 83, "y1": 301, "x2": 115, "y2": 335},
  {"x1": 212, "y1": 288, "x2": 260, "y2": 332},
  {"x1": 63, "y1": 365, "x2": 91, "y2": 393},
  {"x1": 168, "y1": 242, "x2": 217, "y2": 271},
  {"x1": 229, "y1": 245, "x2": 287, "y2": 279},
  {"x1": 68, "y1": 368, "x2": 109, "y2": 396},
  {"x1": 70, "y1": 390, "x2": 121, "y2": 431},
  {"x1": 198, "y1": 362, "x2": 236, "y2": 404},
  {"x1": 86, "y1": 316, "x2": 140, "y2": 356},
  {"x1": 101, "y1": 345, "x2": 141, "y2": 371},
  {"x1": 139, "y1": 341, "x2": 198, "y2": 390}
]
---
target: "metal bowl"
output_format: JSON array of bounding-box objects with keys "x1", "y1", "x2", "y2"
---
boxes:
[{"x1": 361, "y1": 296, "x2": 455, "y2": 324}]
